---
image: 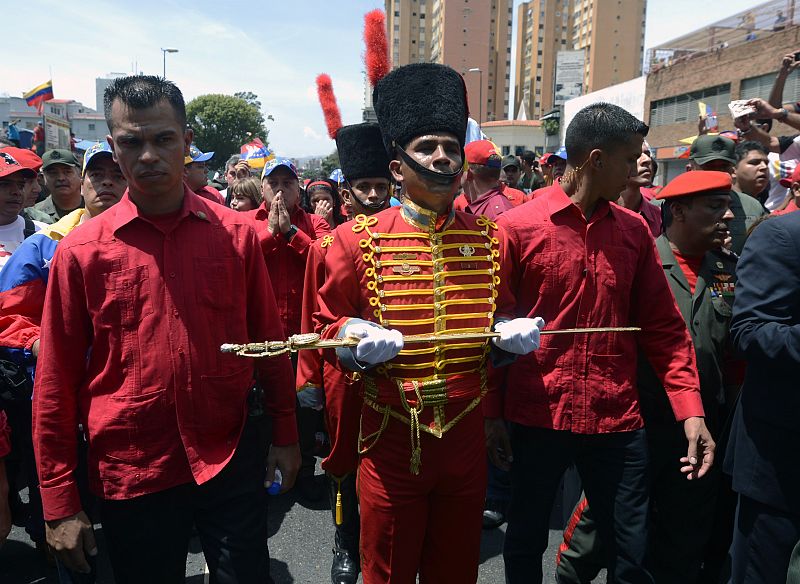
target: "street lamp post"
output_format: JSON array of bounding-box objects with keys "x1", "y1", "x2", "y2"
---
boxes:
[
  {"x1": 468, "y1": 67, "x2": 482, "y2": 124},
  {"x1": 161, "y1": 47, "x2": 179, "y2": 78}
]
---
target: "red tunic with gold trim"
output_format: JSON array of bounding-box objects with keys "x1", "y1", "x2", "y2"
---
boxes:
[
  {"x1": 315, "y1": 200, "x2": 515, "y2": 582},
  {"x1": 315, "y1": 199, "x2": 515, "y2": 470}
]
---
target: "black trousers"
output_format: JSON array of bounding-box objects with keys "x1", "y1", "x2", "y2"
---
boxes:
[
  {"x1": 729, "y1": 495, "x2": 800, "y2": 584},
  {"x1": 100, "y1": 418, "x2": 272, "y2": 584},
  {"x1": 503, "y1": 425, "x2": 653, "y2": 584}
]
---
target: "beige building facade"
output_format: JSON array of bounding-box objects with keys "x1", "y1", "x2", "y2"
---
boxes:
[
  {"x1": 385, "y1": 0, "x2": 512, "y2": 123},
  {"x1": 514, "y1": 0, "x2": 646, "y2": 120}
]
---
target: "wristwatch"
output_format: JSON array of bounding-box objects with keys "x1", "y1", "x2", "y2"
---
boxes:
[
  {"x1": 283, "y1": 224, "x2": 298, "y2": 241},
  {"x1": 778, "y1": 107, "x2": 789, "y2": 120}
]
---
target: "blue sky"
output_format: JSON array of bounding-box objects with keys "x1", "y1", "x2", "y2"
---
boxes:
[{"x1": 2, "y1": 0, "x2": 763, "y2": 157}]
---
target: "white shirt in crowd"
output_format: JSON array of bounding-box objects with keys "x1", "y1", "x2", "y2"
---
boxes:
[{"x1": 0, "y1": 216, "x2": 46, "y2": 272}]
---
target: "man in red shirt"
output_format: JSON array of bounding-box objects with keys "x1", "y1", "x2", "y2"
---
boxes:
[
  {"x1": 493, "y1": 103, "x2": 714, "y2": 584},
  {"x1": 458, "y1": 140, "x2": 515, "y2": 220},
  {"x1": 251, "y1": 156, "x2": 329, "y2": 499},
  {"x1": 184, "y1": 144, "x2": 224, "y2": 204},
  {"x1": 32, "y1": 75, "x2": 299, "y2": 583}
]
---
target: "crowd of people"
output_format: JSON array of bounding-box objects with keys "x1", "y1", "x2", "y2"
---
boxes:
[{"x1": 0, "y1": 23, "x2": 799, "y2": 584}]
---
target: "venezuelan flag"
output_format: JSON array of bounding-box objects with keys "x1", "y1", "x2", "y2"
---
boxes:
[
  {"x1": 23, "y1": 80, "x2": 54, "y2": 111},
  {"x1": 0, "y1": 210, "x2": 86, "y2": 368},
  {"x1": 240, "y1": 138, "x2": 275, "y2": 169}
]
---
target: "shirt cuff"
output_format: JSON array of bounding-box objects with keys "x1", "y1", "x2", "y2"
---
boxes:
[
  {"x1": 40, "y1": 479, "x2": 82, "y2": 522},
  {"x1": 667, "y1": 389, "x2": 706, "y2": 422},
  {"x1": 270, "y1": 412, "x2": 299, "y2": 447}
]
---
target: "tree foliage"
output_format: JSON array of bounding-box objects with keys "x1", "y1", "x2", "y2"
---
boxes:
[
  {"x1": 186, "y1": 93, "x2": 268, "y2": 171},
  {"x1": 542, "y1": 118, "x2": 560, "y2": 137},
  {"x1": 320, "y1": 150, "x2": 340, "y2": 177}
]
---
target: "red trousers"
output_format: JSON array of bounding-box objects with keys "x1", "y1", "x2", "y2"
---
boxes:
[
  {"x1": 357, "y1": 402, "x2": 487, "y2": 583},
  {"x1": 321, "y1": 363, "x2": 361, "y2": 477}
]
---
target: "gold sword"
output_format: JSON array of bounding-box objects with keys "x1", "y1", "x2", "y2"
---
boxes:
[{"x1": 220, "y1": 327, "x2": 641, "y2": 358}]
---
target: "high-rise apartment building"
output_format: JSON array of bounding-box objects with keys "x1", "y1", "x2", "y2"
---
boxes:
[
  {"x1": 572, "y1": 0, "x2": 647, "y2": 91},
  {"x1": 385, "y1": 0, "x2": 513, "y2": 123},
  {"x1": 514, "y1": 0, "x2": 646, "y2": 120}
]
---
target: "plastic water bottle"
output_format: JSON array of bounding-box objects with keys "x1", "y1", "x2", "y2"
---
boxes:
[{"x1": 267, "y1": 469, "x2": 282, "y2": 495}]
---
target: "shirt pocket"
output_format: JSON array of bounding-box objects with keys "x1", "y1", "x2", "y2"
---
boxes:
[
  {"x1": 197, "y1": 364, "x2": 252, "y2": 446},
  {"x1": 596, "y1": 245, "x2": 635, "y2": 291},
  {"x1": 193, "y1": 257, "x2": 239, "y2": 311},
  {"x1": 102, "y1": 265, "x2": 154, "y2": 327}
]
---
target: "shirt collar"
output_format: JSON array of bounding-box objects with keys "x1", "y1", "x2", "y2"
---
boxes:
[
  {"x1": 400, "y1": 197, "x2": 455, "y2": 233},
  {"x1": 543, "y1": 182, "x2": 611, "y2": 223},
  {"x1": 112, "y1": 184, "x2": 213, "y2": 233}
]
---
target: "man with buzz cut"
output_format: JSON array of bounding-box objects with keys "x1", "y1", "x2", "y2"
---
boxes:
[
  {"x1": 315, "y1": 62, "x2": 543, "y2": 583},
  {"x1": 496, "y1": 103, "x2": 715, "y2": 584},
  {"x1": 32, "y1": 75, "x2": 299, "y2": 583}
]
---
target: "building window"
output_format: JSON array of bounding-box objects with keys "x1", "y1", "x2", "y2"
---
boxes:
[
  {"x1": 649, "y1": 84, "x2": 731, "y2": 127},
  {"x1": 502, "y1": 145, "x2": 510, "y2": 155},
  {"x1": 741, "y1": 70, "x2": 800, "y2": 102},
  {"x1": 88, "y1": 123, "x2": 96, "y2": 131}
]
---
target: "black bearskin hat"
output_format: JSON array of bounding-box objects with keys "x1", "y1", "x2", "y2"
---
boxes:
[
  {"x1": 335, "y1": 123, "x2": 392, "y2": 182},
  {"x1": 372, "y1": 63, "x2": 469, "y2": 155}
]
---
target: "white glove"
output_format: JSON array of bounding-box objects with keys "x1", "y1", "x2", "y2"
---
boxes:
[
  {"x1": 297, "y1": 386, "x2": 324, "y2": 411},
  {"x1": 346, "y1": 322, "x2": 404, "y2": 365},
  {"x1": 492, "y1": 317, "x2": 544, "y2": 355}
]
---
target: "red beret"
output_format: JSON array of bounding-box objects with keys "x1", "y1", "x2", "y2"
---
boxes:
[
  {"x1": 464, "y1": 140, "x2": 501, "y2": 168},
  {"x1": 655, "y1": 170, "x2": 732, "y2": 200}
]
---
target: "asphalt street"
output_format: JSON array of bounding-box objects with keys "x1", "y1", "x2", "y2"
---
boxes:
[{"x1": 1, "y1": 476, "x2": 605, "y2": 583}]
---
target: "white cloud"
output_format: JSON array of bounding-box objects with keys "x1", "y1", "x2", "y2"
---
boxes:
[{"x1": 303, "y1": 126, "x2": 322, "y2": 140}]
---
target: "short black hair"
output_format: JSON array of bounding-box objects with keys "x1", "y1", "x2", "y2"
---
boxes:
[
  {"x1": 735, "y1": 140, "x2": 769, "y2": 163},
  {"x1": 565, "y1": 103, "x2": 649, "y2": 165},
  {"x1": 104, "y1": 75, "x2": 186, "y2": 131},
  {"x1": 520, "y1": 150, "x2": 537, "y2": 163}
]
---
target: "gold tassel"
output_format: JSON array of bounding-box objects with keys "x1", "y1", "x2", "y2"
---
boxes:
[
  {"x1": 335, "y1": 479, "x2": 343, "y2": 526},
  {"x1": 408, "y1": 381, "x2": 423, "y2": 475}
]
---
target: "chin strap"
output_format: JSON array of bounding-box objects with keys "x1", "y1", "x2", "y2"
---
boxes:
[
  {"x1": 344, "y1": 179, "x2": 390, "y2": 212},
  {"x1": 396, "y1": 144, "x2": 464, "y2": 187}
]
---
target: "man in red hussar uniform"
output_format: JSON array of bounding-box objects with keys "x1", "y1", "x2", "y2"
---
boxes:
[
  {"x1": 314, "y1": 62, "x2": 544, "y2": 583},
  {"x1": 296, "y1": 120, "x2": 393, "y2": 584}
]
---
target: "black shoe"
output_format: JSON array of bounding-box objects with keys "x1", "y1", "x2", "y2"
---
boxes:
[
  {"x1": 331, "y1": 547, "x2": 359, "y2": 584},
  {"x1": 297, "y1": 475, "x2": 325, "y2": 502},
  {"x1": 482, "y1": 498, "x2": 506, "y2": 529}
]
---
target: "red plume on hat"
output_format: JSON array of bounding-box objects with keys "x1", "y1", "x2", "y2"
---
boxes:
[
  {"x1": 364, "y1": 9, "x2": 391, "y2": 87},
  {"x1": 316, "y1": 74, "x2": 342, "y2": 139}
]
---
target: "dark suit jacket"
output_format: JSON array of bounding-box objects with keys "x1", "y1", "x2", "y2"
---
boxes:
[{"x1": 725, "y1": 212, "x2": 800, "y2": 515}]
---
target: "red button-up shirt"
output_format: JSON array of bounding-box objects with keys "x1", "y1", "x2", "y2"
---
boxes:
[
  {"x1": 464, "y1": 186, "x2": 516, "y2": 220},
  {"x1": 493, "y1": 185, "x2": 703, "y2": 433},
  {"x1": 33, "y1": 187, "x2": 296, "y2": 521},
  {"x1": 252, "y1": 204, "x2": 330, "y2": 336}
]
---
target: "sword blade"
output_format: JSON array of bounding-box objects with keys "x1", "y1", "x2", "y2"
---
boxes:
[{"x1": 221, "y1": 327, "x2": 641, "y2": 358}]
